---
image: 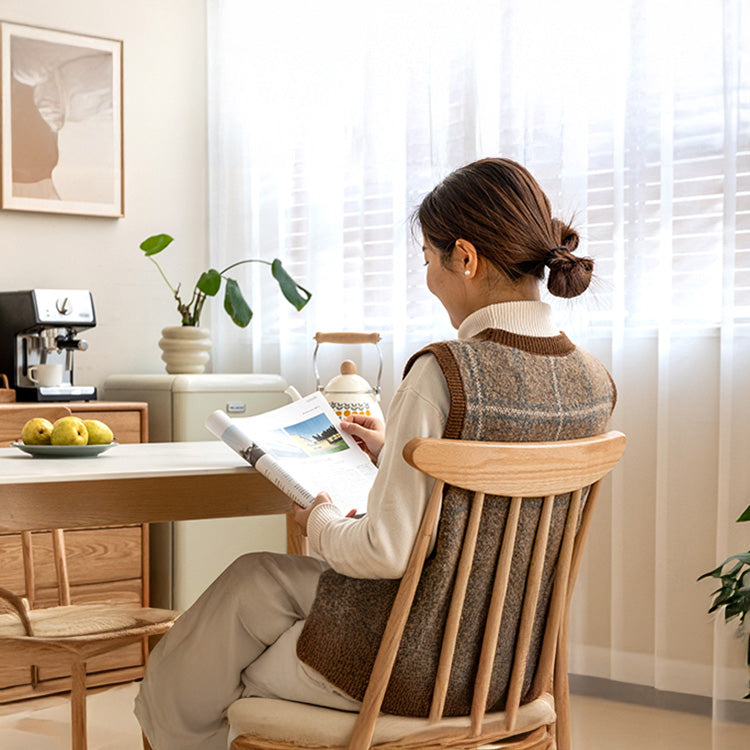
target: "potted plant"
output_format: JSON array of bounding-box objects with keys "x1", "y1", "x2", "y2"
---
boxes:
[
  {"x1": 698, "y1": 502, "x2": 750, "y2": 699},
  {"x1": 140, "y1": 233, "x2": 311, "y2": 373}
]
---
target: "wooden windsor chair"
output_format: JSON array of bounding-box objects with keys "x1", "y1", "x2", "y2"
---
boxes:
[
  {"x1": 0, "y1": 404, "x2": 179, "y2": 750},
  {"x1": 226, "y1": 431, "x2": 625, "y2": 750}
]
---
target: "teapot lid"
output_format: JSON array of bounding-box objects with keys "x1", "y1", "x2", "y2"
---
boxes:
[{"x1": 323, "y1": 360, "x2": 376, "y2": 395}]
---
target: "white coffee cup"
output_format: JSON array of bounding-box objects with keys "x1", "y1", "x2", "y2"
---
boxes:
[{"x1": 27, "y1": 363, "x2": 64, "y2": 387}]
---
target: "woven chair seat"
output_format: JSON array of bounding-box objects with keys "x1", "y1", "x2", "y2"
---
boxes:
[
  {"x1": 0, "y1": 604, "x2": 179, "y2": 639},
  {"x1": 228, "y1": 694, "x2": 556, "y2": 749}
]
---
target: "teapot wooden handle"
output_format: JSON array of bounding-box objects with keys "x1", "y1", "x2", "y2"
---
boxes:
[{"x1": 314, "y1": 332, "x2": 381, "y2": 345}]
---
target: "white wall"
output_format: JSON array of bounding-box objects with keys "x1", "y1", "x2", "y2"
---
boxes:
[{"x1": 0, "y1": 0, "x2": 208, "y2": 391}]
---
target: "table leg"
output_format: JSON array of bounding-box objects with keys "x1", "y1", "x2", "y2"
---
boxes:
[{"x1": 285, "y1": 513, "x2": 308, "y2": 556}]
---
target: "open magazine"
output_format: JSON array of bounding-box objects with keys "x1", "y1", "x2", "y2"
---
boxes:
[{"x1": 205, "y1": 391, "x2": 377, "y2": 514}]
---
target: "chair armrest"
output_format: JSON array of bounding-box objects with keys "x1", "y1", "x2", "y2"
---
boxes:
[{"x1": 0, "y1": 586, "x2": 34, "y2": 636}]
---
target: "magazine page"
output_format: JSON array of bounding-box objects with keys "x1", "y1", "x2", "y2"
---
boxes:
[{"x1": 205, "y1": 391, "x2": 377, "y2": 513}]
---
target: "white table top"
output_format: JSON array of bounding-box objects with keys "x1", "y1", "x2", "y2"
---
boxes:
[{"x1": 0, "y1": 441, "x2": 251, "y2": 485}]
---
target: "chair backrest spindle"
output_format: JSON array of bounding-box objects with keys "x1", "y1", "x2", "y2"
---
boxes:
[
  {"x1": 531, "y1": 487, "x2": 584, "y2": 698},
  {"x1": 21, "y1": 531, "x2": 35, "y2": 608},
  {"x1": 429, "y1": 489, "x2": 486, "y2": 722},
  {"x1": 502, "y1": 493, "x2": 555, "y2": 732},
  {"x1": 52, "y1": 529, "x2": 72, "y2": 606},
  {"x1": 469, "y1": 494, "x2": 522, "y2": 734}
]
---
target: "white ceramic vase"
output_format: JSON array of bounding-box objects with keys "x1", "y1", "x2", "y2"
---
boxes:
[{"x1": 158, "y1": 326, "x2": 212, "y2": 374}]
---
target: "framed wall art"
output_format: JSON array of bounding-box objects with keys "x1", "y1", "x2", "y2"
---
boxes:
[{"x1": 0, "y1": 22, "x2": 123, "y2": 217}]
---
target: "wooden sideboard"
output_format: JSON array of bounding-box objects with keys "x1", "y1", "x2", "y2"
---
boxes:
[{"x1": 0, "y1": 401, "x2": 150, "y2": 702}]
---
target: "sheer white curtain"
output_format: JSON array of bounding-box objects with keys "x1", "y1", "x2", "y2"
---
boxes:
[
  {"x1": 207, "y1": 0, "x2": 750, "y2": 734},
  {"x1": 206, "y1": 0, "x2": 494, "y2": 401}
]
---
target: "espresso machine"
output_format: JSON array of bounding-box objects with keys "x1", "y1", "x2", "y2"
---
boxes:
[{"x1": 0, "y1": 289, "x2": 97, "y2": 401}]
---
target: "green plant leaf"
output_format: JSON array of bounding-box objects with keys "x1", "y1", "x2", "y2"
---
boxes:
[
  {"x1": 726, "y1": 561, "x2": 746, "y2": 579},
  {"x1": 699, "y1": 554, "x2": 750, "y2": 581},
  {"x1": 738, "y1": 504, "x2": 750, "y2": 523},
  {"x1": 223, "y1": 278, "x2": 252, "y2": 327},
  {"x1": 197, "y1": 269, "x2": 222, "y2": 296},
  {"x1": 699, "y1": 563, "x2": 729, "y2": 581},
  {"x1": 271, "y1": 259, "x2": 312, "y2": 311},
  {"x1": 140, "y1": 234, "x2": 174, "y2": 256}
]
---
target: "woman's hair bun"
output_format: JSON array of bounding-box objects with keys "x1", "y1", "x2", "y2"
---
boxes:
[
  {"x1": 552, "y1": 219, "x2": 580, "y2": 253},
  {"x1": 546, "y1": 221, "x2": 592, "y2": 298}
]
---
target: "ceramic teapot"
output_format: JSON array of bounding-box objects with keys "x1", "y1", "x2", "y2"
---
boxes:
[{"x1": 313, "y1": 331, "x2": 384, "y2": 423}]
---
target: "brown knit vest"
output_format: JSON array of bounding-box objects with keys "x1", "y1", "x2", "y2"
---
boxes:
[{"x1": 297, "y1": 330, "x2": 616, "y2": 716}]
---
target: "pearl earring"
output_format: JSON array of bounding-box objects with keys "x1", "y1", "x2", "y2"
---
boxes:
[{"x1": 464, "y1": 269, "x2": 471, "y2": 276}]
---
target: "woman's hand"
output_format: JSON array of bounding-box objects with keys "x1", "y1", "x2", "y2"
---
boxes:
[
  {"x1": 292, "y1": 492, "x2": 332, "y2": 536},
  {"x1": 339, "y1": 414, "x2": 385, "y2": 463}
]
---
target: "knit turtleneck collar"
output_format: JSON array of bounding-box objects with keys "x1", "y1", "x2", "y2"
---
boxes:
[{"x1": 457, "y1": 301, "x2": 559, "y2": 341}]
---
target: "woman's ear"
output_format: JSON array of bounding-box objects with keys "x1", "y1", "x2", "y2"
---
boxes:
[{"x1": 454, "y1": 239, "x2": 478, "y2": 279}]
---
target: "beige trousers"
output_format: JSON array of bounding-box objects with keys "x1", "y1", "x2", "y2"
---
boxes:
[{"x1": 134, "y1": 551, "x2": 360, "y2": 750}]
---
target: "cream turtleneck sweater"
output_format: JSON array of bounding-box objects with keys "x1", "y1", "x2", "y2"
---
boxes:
[{"x1": 306, "y1": 301, "x2": 560, "y2": 578}]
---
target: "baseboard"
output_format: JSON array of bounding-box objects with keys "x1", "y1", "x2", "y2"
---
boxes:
[{"x1": 569, "y1": 674, "x2": 750, "y2": 724}]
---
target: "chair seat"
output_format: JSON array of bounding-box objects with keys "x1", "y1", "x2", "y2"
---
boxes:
[
  {"x1": 227, "y1": 694, "x2": 556, "y2": 748},
  {"x1": 0, "y1": 604, "x2": 179, "y2": 639}
]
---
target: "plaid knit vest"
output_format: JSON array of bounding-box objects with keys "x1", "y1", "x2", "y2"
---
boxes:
[{"x1": 297, "y1": 330, "x2": 616, "y2": 717}]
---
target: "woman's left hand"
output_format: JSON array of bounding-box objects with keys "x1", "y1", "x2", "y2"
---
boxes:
[{"x1": 292, "y1": 492, "x2": 333, "y2": 536}]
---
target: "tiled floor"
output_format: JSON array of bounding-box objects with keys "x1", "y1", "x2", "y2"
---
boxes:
[
  {"x1": 570, "y1": 694, "x2": 750, "y2": 749},
  {"x1": 0, "y1": 682, "x2": 141, "y2": 749},
  {"x1": 1, "y1": 681, "x2": 749, "y2": 749}
]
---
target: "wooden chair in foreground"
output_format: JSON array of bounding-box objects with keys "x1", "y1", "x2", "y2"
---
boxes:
[
  {"x1": 227, "y1": 431, "x2": 626, "y2": 750},
  {"x1": 0, "y1": 404, "x2": 180, "y2": 750}
]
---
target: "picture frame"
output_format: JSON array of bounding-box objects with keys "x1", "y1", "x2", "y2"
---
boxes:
[{"x1": 0, "y1": 22, "x2": 123, "y2": 218}]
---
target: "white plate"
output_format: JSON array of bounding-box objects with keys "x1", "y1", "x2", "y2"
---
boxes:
[{"x1": 10, "y1": 442, "x2": 118, "y2": 458}]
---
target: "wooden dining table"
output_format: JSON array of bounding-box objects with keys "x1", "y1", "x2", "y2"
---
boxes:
[{"x1": 0, "y1": 441, "x2": 306, "y2": 553}]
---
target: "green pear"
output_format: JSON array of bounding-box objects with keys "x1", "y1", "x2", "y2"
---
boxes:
[
  {"x1": 21, "y1": 417, "x2": 54, "y2": 445},
  {"x1": 50, "y1": 416, "x2": 88, "y2": 446},
  {"x1": 83, "y1": 419, "x2": 113, "y2": 445}
]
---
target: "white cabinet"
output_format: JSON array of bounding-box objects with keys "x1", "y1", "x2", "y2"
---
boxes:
[{"x1": 104, "y1": 374, "x2": 294, "y2": 609}]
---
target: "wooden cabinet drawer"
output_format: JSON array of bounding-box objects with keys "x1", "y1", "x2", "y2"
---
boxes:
[
  {"x1": 69, "y1": 409, "x2": 141, "y2": 444},
  {"x1": 69, "y1": 402, "x2": 147, "y2": 444},
  {"x1": 0, "y1": 402, "x2": 147, "y2": 446},
  {"x1": 0, "y1": 664, "x2": 30, "y2": 690},
  {"x1": 0, "y1": 527, "x2": 142, "y2": 594},
  {"x1": 0, "y1": 533, "x2": 25, "y2": 592},
  {"x1": 43, "y1": 526, "x2": 142, "y2": 588},
  {"x1": 36, "y1": 576, "x2": 143, "y2": 610},
  {"x1": 37, "y1": 642, "x2": 144, "y2": 682},
  {"x1": 0, "y1": 642, "x2": 144, "y2": 694}
]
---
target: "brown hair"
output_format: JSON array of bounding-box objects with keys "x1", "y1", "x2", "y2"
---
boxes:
[{"x1": 413, "y1": 158, "x2": 593, "y2": 298}]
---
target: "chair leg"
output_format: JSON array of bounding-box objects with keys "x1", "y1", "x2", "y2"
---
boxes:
[
  {"x1": 554, "y1": 623, "x2": 571, "y2": 750},
  {"x1": 70, "y1": 660, "x2": 88, "y2": 750}
]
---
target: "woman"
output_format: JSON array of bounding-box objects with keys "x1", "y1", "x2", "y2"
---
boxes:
[{"x1": 135, "y1": 157, "x2": 616, "y2": 749}]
